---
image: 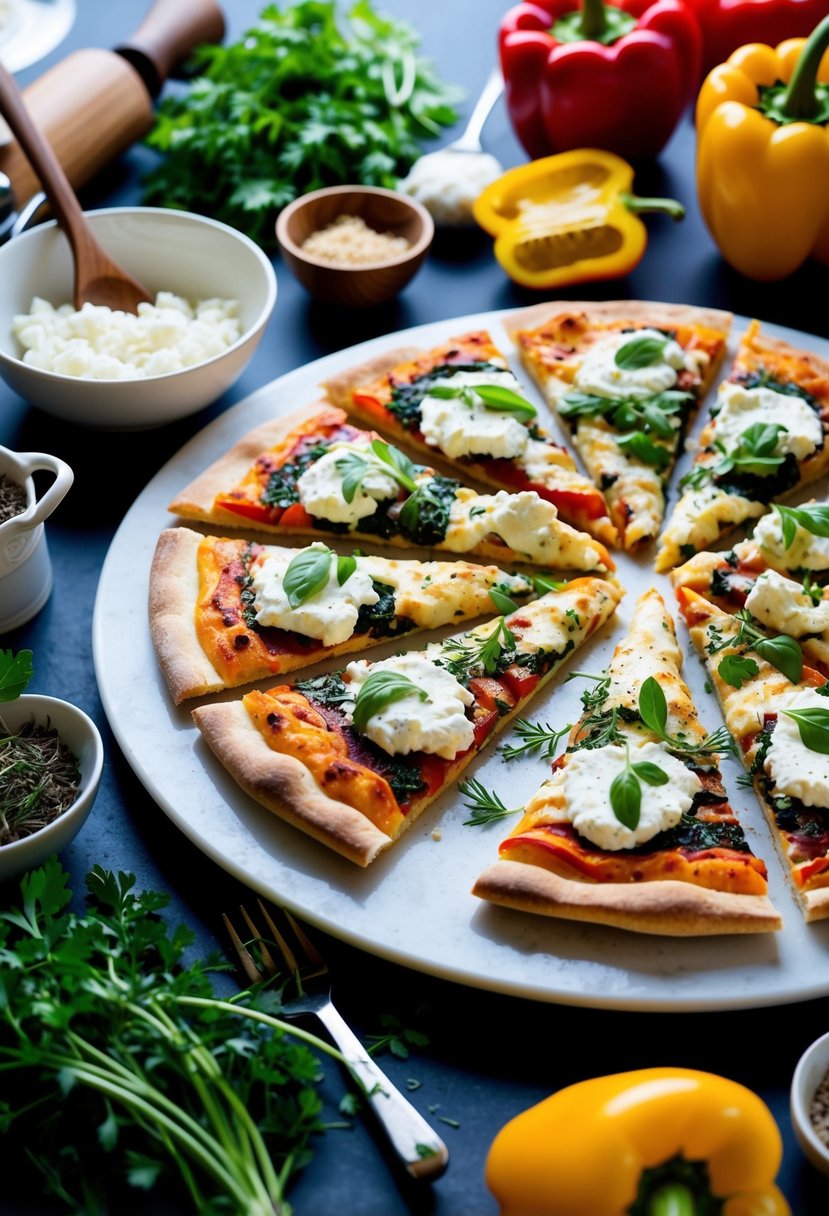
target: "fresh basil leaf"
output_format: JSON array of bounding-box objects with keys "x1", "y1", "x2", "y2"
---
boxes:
[
  {"x1": 642, "y1": 403, "x2": 677, "y2": 438},
  {"x1": 754, "y1": 634, "x2": 803, "y2": 684},
  {"x1": 335, "y1": 451, "x2": 369, "y2": 504},
  {"x1": 0, "y1": 648, "x2": 33, "y2": 701},
  {"x1": 614, "y1": 336, "x2": 667, "y2": 370},
  {"x1": 532, "y1": 574, "x2": 566, "y2": 595},
  {"x1": 370, "y1": 438, "x2": 417, "y2": 489},
  {"x1": 782, "y1": 707, "x2": 829, "y2": 754},
  {"x1": 559, "y1": 391, "x2": 614, "y2": 419},
  {"x1": 617, "y1": 432, "x2": 671, "y2": 471},
  {"x1": 474, "y1": 384, "x2": 537, "y2": 420},
  {"x1": 717, "y1": 654, "x2": 760, "y2": 689},
  {"x1": 775, "y1": 502, "x2": 829, "y2": 544},
  {"x1": 638, "y1": 676, "x2": 668, "y2": 737},
  {"x1": 283, "y1": 546, "x2": 332, "y2": 609},
  {"x1": 488, "y1": 588, "x2": 519, "y2": 616},
  {"x1": 610, "y1": 766, "x2": 641, "y2": 830},
  {"x1": 632, "y1": 761, "x2": 669, "y2": 786},
  {"x1": 740, "y1": 422, "x2": 786, "y2": 456},
  {"x1": 351, "y1": 670, "x2": 427, "y2": 733},
  {"x1": 426, "y1": 385, "x2": 464, "y2": 399},
  {"x1": 774, "y1": 504, "x2": 799, "y2": 549},
  {"x1": 336, "y1": 555, "x2": 357, "y2": 586}
]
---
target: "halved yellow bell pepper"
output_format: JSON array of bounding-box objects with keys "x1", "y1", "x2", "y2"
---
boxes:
[
  {"x1": 486, "y1": 1067, "x2": 790, "y2": 1216},
  {"x1": 472, "y1": 149, "x2": 684, "y2": 291},
  {"x1": 696, "y1": 15, "x2": 829, "y2": 280}
]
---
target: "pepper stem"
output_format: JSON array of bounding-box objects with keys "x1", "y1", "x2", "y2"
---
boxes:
[
  {"x1": 778, "y1": 14, "x2": 829, "y2": 121},
  {"x1": 579, "y1": 0, "x2": 607, "y2": 39},
  {"x1": 620, "y1": 192, "x2": 686, "y2": 221},
  {"x1": 647, "y1": 1182, "x2": 698, "y2": 1216}
]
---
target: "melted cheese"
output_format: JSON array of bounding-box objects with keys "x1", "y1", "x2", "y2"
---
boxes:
[
  {"x1": 250, "y1": 545, "x2": 378, "y2": 646},
  {"x1": 656, "y1": 483, "x2": 765, "y2": 571},
  {"x1": 751, "y1": 511, "x2": 829, "y2": 573},
  {"x1": 745, "y1": 569, "x2": 829, "y2": 638},
  {"x1": 527, "y1": 740, "x2": 701, "y2": 851},
  {"x1": 713, "y1": 381, "x2": 822, "y2": 462},
  {"x1": 357, "y1": 554, "x2": 532, "y2": 625},
  {"x1": 343, "y1": 652, "x2": 474, "y2": 759},
  {"x1": 443, "y1": 489, "x2": 604, "y2": 567},
  {"x1": 764, "y1": 688, "x2": 829, "y2": 808},
  {"x1": 296, "y1": 445, "x2": 399, "y2": 523},
  {"x1": 419, "y1": 369, "x2": 529, "y2": 459},
  {"x1": 572, "y1": 328, "x2": 695, "y2": 400}
]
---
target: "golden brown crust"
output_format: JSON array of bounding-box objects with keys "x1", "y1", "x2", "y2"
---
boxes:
[
  {"x1": 471, "y1": 860, "x2": 782, "y2": 936},
  {"x1": 149, "y1": 528, "x2": 225, "y2": 705},
  {"x1": 167, "y1": 403, "x2": 345, "y2": 524},
  {"x1": 803, "y1": 887, "x2": 829, "y2": 924},
  {"x1": 322, "y1": 346, "x2": 425, "y2": 409},
  {"x1": 502, "y1": 299, "x2": 734, "y2": 346}
]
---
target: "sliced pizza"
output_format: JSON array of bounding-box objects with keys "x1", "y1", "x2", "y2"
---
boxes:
[
  {"x1": 167, "y1": 403, "x2": 614, "y2": 575},
  {"x1": 676, "y1": 586, "x2": 829, "y2": 923},
  {"x1": 472, "y1": 588, "x2": 781, "y2": 936},
  {"x1": 320, "y1": 330, "x2": 618, "y2": 546},
  {"x1": 656, "y1": 319, "x2": 829, "y2": 573},
  {"x1": 191, "y1": 579, "x2": 623, "y2": 867},
  {"x1": 503, "y1": 299, "x2": 732, "y2": 551},
  {"x1": 150, "y1": 527, "x2": 540, "y2": 704}
]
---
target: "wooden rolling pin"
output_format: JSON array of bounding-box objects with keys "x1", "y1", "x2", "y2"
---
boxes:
[{"x1": 0, "y1": 0, "x2": 225, "y2": 207}]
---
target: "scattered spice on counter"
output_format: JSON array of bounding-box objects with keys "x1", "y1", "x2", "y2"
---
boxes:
[
  {"x1": 300, "y1": 214, "x2": 410, "y2": 266},
  {"x1": 0, "y1": 473, "x2": 26, "y2": 525},
  {"x1": 809, "y1": 1064, "x2": 829, "y2": 1145}
]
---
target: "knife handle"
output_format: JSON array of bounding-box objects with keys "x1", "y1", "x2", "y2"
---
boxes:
[{"x1": 115, "y1": 0, "x2": 226, "y2": 98}]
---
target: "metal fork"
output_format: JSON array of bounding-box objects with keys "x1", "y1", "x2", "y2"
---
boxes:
[{"x1": 223, "y1": 900, "x2": 449, "y2": 1182}]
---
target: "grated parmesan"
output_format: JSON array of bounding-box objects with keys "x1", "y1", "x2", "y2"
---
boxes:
[{"x1": 300, "y1": 214, "x2": 410, "y2": 266}]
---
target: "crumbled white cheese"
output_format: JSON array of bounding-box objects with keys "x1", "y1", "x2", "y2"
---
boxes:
[
  {"x1": 764, "y1": 688, "x2": 829, "y2": 808},
  {"x1": 397, "y1": 150, "x2": 504, "y2": 227},
  {"x1": 713, "y1": 381, "x2": 822, "y2": 463},
  {"x1": 11, "y1": 292, "x2": 241, "y2": 380},
  {"x1": 444, "y1": 489, "x2": 592, "y2": 564},
  {"x1": 343, "y1": 652, "x2": 474, "y2": 759},
  {"x1": 745, "y1": 569, "x2": 829, "y2": 638},
  {"x1": 751, "y1": 511, "x2": 829, "y2": 572},
  {"x1": 250, "y1": 544, "x2": 379, "y2": 646},
  {"x1": 572, "y1": 328, "x2": 695, "y2": 401},
  {"x1": 419, "y1": 369, "x2": 529, "y2": 460},
  {"x1": 527, "y1": 740, "x2": 702, "y2": 851},
  {"x1": 295, "y1": 445, "x2": 399, "y2": 524},
  {"x1": 663, "y1": 482, "x2": 765, "y2": 553}
]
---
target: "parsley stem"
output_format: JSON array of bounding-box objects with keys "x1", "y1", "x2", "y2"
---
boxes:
[{"x1": 177, "y1": 996, "x2": 349, "y2": 1066}]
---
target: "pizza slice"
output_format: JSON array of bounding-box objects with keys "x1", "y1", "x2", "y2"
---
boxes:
[
  {"x1": 676, "y1": 585, "x2": 829, "y2": 923},
  {"x1": 167, "y1": 403, "x2": 614, "y2": 575},
  {"x1": 150, "y1": 526, "x2": 541, "y2": 704},
  {"x1": 471, "y1": 588, "x2": 781, "y2": 936},
  {"x1": 503, "y1": 299, "x2": 732, "y2": 551},
  {"x1": 191, "y1": 579, "x2": 623, "y2": 867},
  {"x1": 320, "y1": 330, "x2": 618, "y2": 546},
  {"x1": 655, "y1": 319, "x2": 829, "y2": 573}
]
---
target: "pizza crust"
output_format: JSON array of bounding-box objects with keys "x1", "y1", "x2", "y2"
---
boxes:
[
  {"x1": 472, "y1": 860, "x2": 783, "y2": 936},
  {"x1": 149, "y1": 527, "x2": 225, "y2": 704},
  {"x1": 322, "y1": 346, "x2": 425, "y2": 410},
  {"x1": 502, "y1": 299, "x2": 734, "y2": 347}
]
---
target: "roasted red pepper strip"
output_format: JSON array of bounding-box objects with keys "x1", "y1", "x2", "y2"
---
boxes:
[
  {"x1": 499, "y1": 0, "x2": 702, "y2": 160},
  {"x1": 687, "y1": 0, "x2": 829, "y2": 73}
]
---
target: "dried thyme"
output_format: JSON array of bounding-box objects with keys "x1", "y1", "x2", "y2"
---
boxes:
[
  {"x1": 0, "y1": 474, "x2": 26, "y2": 525},
  {"x1": 0, "y1": 719, "x2": 81, "y2": 845}
]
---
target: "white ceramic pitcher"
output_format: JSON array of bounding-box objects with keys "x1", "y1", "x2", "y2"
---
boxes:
[{"x1": 0, "y1": 445, "x2": 73, "y2": 632}]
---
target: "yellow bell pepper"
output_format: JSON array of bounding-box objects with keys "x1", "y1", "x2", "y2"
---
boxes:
[
  {"x1": 472, "y1": 149, "x2": 685, "y2": 291},
  {"x1": 486, "y1": 1067, "x2": 791, "y2": 1216},
  {"x1": 696, "y1": 15, "x2": 829, "y2": 280}
]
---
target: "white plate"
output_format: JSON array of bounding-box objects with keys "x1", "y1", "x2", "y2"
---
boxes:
[
  {"x1": 92, "y1": 306, "x2": 829, "y2": 1012},
  {"x1": 0, "y1": 0, "x2": 75, "y2": 72}
]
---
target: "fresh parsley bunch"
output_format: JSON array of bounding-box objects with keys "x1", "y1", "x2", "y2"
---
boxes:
[{"x1": 142, "y1": 0, "x2": 463, "y2": 246}]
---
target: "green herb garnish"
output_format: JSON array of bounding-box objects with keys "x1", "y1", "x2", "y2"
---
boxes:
[
  {"x1": 336, "y1": 438, "x2": 417, "y2": 503},
  {"x1": 609, "y1": 742, "x2": 669, "y2": 830},
  {"x1": 614, "y1": 335, "x2": 668, "y2": 369},
  {"x1": 427, "y1": 382, "x2": 536, "y2": 420},
  {"x1": 718, "y1": 654, "x2": 761, "y2": 689},
  {"x1": 351, "y1": 670, "x2": 427, "y2": 732},
  {"x1": 439, "y1": 617, "x2": 517, "y2": 678},
  {"x1": 706, "y1": 609, "x2": 803, "y2": 685},
  {"x1": 782, "y1": 706, "x2": 829, "y2": 754},
  {"x1": 637, "y1": 675, "x2": 736, "y2": 755},
  {"x1": 682, "y1": 422, "x2": 788, "y2": 490},
  {"x1": 458, "y1": 778, "x2": 523, "y2": 826},
  {"x1": 282, "y1": 544, "x2": 335, "y2": 608},
  {"x1": 774, "y1": 502, "x2": 829, "y2": 548},
  {"x1": 0, "y1": 647, "x2": 33, "y2": 700},
  {"x1": 501, "y1": 718, "x2": 572, "y2": 762}
]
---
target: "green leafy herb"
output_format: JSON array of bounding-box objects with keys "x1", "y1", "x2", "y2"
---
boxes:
[
  {"x1": 782, "y1": 707, "x2": 829, "y2": 754},
  {"x1": 397, "y1": 475, "x2": 458, "y2": 547},
  {"x1": 336, "y1": 438, "x2": 417, "y2": 504},
  {"x1": 488, "y1": 587, "x2": 519, "y2": 616},
  {"x1": 617, "y1": 432, "x2": 671, "y2": 471},
  {"x1": 706, "y1": 608, "x2": 803, "y2": 685},
  {"x1": 774, "y1": 502, "x2": 829, "y2": 548},
  {"x1": 439, "y1": 617, "x2": 517, "y2": 679},
  {"x1": 532, "y1": 574, "x2": 566, "y2": 595},
  {"x1": 637, "y1": 676, "x2": 736, "y2": 756},
  {"x1": 458, "y1": 778, "x2": 522, "y2": 826},
  {"x1": 351, "y1": 670, "x2": 427, "y2": 732},
  {"x1": 735, "y1": 771, "x2": 755, "y2": 788},
  {"x1": 567, "y1": 670, "x2": 611, "y2": 711},
  {"x1": 141, "y1": 0, "x2": 463, "y2": 246},
  {"x1": 614, "y1": 335, "x2": 668, "y2": 369},
  {"x1": 336, "y1": 554, "x2": 357, "y2": 586},
  {"x1": 283, "y1": 545, "x2": 334, "y2": 608},
  {"x1": 0, "y1": 647, "x2": 33, "y2": 701},
  {"x1": 609, "y1": 741, "x2": 669, "y2": 831},
  {"x1": 802, "y1": 575, "x2": 824, "y2": 606},
  {"x1": 501, "y1": 718, "x2": 572, "y2": 761},
  {"x1": 718, "y1": 653, "x2": 761, "y2": 689},
  {"x1": 682, "y1": 422, "x2": 788, "y2": 490},
  {"x1": 427, "y1": 382, "x2": 536, "y2": 420},
  {"x1": 559, "y1": 388, "x2": 689, "y2": 440},
  {"x1": 365, "y1": 1011, "x2": 430, "y2": 1059}
]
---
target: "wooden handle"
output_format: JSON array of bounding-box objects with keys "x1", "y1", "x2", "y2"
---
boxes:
[
  {"x1": 115, "y1": 0, "x2": 226, "y2": 97},
  {"x1": 0, "y1": 50, "x2": 153, "y2": 206}
]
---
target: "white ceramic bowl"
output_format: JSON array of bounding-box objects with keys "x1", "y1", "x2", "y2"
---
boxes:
[
  {"x1": 791, "y1": 1029, "x2": 829, "y2": 1177},
  {"x1": 0, "y1": 206, "x2": 277, "y2": 429},
  {"x1": 0, "y1": 693, "x2": 104, "y2": 884}
]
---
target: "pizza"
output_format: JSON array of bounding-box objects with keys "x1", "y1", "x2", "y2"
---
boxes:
[
  {"x1": 655, "y1": 319, "x2": 829, "y2": 573},
  {"x1": 676, "y1": 585, "x2": 829, "y2": 923},
  {"x1": 502, "y1": 300, "x2": 732, "y2": 552},
  {"x1": 191, "y1": 579, "x2": 623, "y2": 867},
  {"x1": 320, "y1": 330, "x2": 618, "y2": 546},
  {"x1": 167, "y1": 402, "x2": 614, "y2": 575},
  {"x1": 471, "y1": 588, "x2": 781, "y2": 936},
  {"x1": 150, "y1": 526, "x2": 541, "y2": 704}
]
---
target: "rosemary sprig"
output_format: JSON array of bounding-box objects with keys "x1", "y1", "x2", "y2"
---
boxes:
[
  {"x1": 439, "y1": 617, "x2": 516, "y2": 678},
  {"x1": 458, "y1": 778, "x2": 523, "y2": 826},
  {"x1": 501, "y1": 718, "x2": 572, "y2": 762}
]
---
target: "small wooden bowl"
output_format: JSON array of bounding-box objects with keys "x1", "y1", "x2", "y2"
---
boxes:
[{"x1": 276, "y1": 185, "x2": 434, "y2": 307}]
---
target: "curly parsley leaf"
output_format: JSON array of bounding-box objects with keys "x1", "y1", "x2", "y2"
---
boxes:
[{"x1": 718, "y1": 653, "x2": 761, "y2": 689}]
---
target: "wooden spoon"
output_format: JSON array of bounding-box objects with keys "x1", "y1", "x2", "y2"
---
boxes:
[{"x1": 0, "y1": 62, "x2": 153, "y2": 314}]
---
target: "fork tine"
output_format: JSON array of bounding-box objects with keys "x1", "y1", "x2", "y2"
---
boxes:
[
  {"x1": 222, "y1": 911, "x2": 263, "y2": 986},
  {"x1": 282, "y1": 907, "x2": 327, "y2": 976},
  {"x1": 255, "y1": 898, "x2": 300, "y2": 976},
  {"x1": 239, "y1": 904, "x2": 280, "y2": 977}
]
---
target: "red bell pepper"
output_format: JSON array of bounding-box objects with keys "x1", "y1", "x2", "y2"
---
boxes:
[
  {"x1": 498, "y1": 0, "x2": 702, "y2": 160},
  {"x1": 686, "y1": 0, "x2": 829, "y2": 74}
]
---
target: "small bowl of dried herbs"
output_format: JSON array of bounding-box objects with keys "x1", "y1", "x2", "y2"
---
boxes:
[
  {"x1": 791, "y1": 1029, "x2": 829, "y2": 1178},
  {"x1": 0, "y1": 650, "x2": 103, "y2": 884}
]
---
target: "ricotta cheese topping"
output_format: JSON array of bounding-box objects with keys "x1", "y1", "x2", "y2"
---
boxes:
[
  {"x1": 764, "y1": 688, "x2": 829, "y2": 809},
  {"x1": 712, "y1": 382, "x2": 822, "y2": 463},
  {"x1": 745, "y1": 569, "x2": 829, "y2": 638},
  {"x1": 572, "y1": 328, "x2": 697, "y2": 401},
  {"x1": 343, "y1": 652, "x2": 474, "y2": 759},
  {"x1": 295, "y1": 446, "x2": 399, "y2": 524},
  {"x1": 444, "y1": 490, "x2": 581, "y2": 563},
  {"x1": 418, "y1": 369, "x2": 530, "y2": 460},
  {"x1": 250, "y1": 545, "x2": 379, "y2": 646},
  {"x1": 527, "y1": 740, "x2": 702, "y2": 850},
  {"x1": 664, "y1": 482, "x2": 765, "y2": 553},
  {"x1": 750, "y1": 511, "x2": 829, "y2": 572}
]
